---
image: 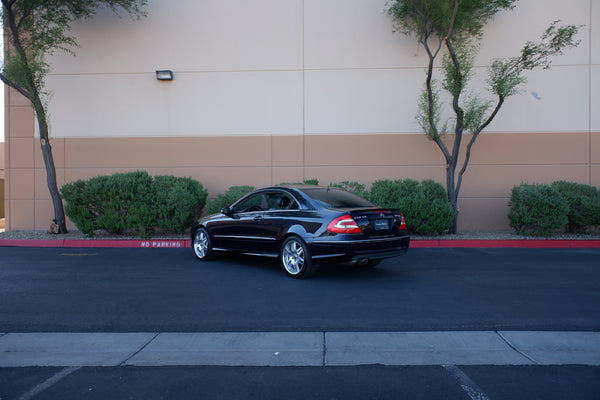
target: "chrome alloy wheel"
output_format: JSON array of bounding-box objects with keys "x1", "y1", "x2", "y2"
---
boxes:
[
  {"x1": 193, "y1": 228, "x2": 210, "y2": 259},
  {"x1": 282, "y1": 238, "x2": 305, "y2": 275}
]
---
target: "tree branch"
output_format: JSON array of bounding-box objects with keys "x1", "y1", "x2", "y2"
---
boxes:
[
  {"x1": 455, "y1": 96, "x2": 504, "y2": 196},
  {"x1": 446, "y1": 0, "x2": 462, "y2": 40},
  {"x1": 0, "y1": 73, "x2": 34, "y2": 103},
  {"x1": 16, "y1": 5, "x2": 36, "y2": 31},
  {"x1": 423, "y1": 39, "x2": 451, "y2": 164}
]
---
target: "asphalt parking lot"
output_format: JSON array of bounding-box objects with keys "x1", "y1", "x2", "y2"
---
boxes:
[{"x1": 1, "y1": 247, "x2": 599, "y2": 399}]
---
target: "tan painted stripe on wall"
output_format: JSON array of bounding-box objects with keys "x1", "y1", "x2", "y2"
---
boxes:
[{"x1": 6, "y1": 132, "x2": 598, "y2": 231}]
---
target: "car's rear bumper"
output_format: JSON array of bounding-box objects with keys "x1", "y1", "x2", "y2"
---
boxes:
[{"x1": 308, "y1": 235, "x2": 410, "y2": 263}]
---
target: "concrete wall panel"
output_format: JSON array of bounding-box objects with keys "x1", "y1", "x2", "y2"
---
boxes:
[
  {"x1": 304, "y1": 134, "x2": 441, "y2": 166},
  {"x1": 593, "y1": 0, "x2": 600, "y2": 65},
  {"x1": 8, "y1": 107, "x2": 35, "y2": 138},
  {"x1": 304, "y1": 0, "x2": 424, "y2": 69},
  {"x1": 469, "y1": 132, "x2": 591, "y2": 165},
  {"x1": 459, "y1": 165, "x2": 592, "y2": 197},
  {"x1": 47, "y1": 0, "x2": 304, "y2": 74},
  {"x1": 457, "y1": 198, "x2": 511, "y2": 231},
  {"x1": 305, "y1": 69, "x2": 423, "y2": 134},
  {"x1": 8, "y1": 138, "x2": 35, "y2": 169},
  {"x1": 46, "y1": 71, "x2": 303, "y2": 138},
  {"x1": 483, "y1": 66, "x2": 590, "y2": 133},
  {"x1": 592, "y1": 66, "x2": 600, "y2": 132},
  {"x1": 478, "y1": 0, "x2": 591, "y2": 64},
  {"x1": 9, "y1": 169, "x2": 34, "y2": 200}
]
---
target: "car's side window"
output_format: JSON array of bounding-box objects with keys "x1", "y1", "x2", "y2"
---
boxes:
[
  {"x1": 234, "y1": 192, "x2": 300, "y2": 213},
  {"x1": 265, "y1": 193, "x2": 299, "y2": 211},
  {"x1": 233, "y1": 193, "x2": 267, "y2": 213}
]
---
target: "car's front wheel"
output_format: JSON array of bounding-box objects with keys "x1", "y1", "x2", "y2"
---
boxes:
[
  {"x1": 192, "y1": 227, "x2": 213, "y2": 260},
  {"x1": 280, "y1": 236, "x2": 318, "y2": 278}
]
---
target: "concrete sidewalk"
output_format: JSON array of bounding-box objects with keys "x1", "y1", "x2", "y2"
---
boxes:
[{"x1": 1, "y1": 331, "x2": 599, "y2": 367}]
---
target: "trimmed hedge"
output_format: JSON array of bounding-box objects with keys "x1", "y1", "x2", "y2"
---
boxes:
[
  {"x1": 508, "y1": 182, "x2": 600, "y2": 236},
  {"x1": 368, "y1": 179, "x2": 454, "y2": 235},
  {"x1": 277, "y1": 179, "x2": 320, "y2": 187},
  {"x1": 61, "y1": 171, "x2": 207, "y2": 238},
  {"x1": 330, "y1": 181, "x2": 369, "y2": 198},
  {"x1": 206, "y1": 185, "x2": 256, "y2": 215},
  {"x1": 508, "y1": 183, "x2": 569, "y2": 236},
  {"x1": 551, "y1": 181, "x2": 600, "y2": 233},
  {"x1": 152, "y1": 175, "x2": 209, "y2": 233}
]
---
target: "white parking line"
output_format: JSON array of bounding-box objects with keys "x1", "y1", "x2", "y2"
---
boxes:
[
  {"x1": 443, "y1": 365, "x2": 491, "y2": 400},
  {"x1": 17, "y1": 367, "x2": 81, "y2": 400}
]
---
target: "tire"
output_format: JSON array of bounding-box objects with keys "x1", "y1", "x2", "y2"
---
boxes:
[
  {"x1": 192, "y1": 227, "x2": 213, "y2": 260},
  {"x1": 280, "y1": 236, "x2": 318, "y2": 278}
]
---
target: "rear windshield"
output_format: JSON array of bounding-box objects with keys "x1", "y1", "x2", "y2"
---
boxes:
[{"x1": 300, "y1": 188, "x2": 375, "y2": 209}]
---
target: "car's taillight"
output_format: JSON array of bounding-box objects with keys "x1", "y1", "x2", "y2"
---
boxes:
[{"x1": 328, "y1": 215, "x2": 362, "y2": 234}]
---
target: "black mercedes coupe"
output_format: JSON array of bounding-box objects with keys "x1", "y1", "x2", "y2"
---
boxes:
[{"x1": 191, "y1": 186, "x2": 410, "y2": 278}]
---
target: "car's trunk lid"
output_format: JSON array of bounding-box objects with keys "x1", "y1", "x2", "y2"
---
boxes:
[{"x1": 349, "y1": 208, "x2": 405, "y2": 236}]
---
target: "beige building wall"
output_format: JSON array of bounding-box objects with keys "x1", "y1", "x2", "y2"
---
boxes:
[
  {"x1": 3, "y1": 0, "x2": 599, "y2": 231},
  {"x1": 0, "y1": 141, "x2": 4, "y2": 219},
  {"x1": 0, "y1": 142, "x2": 4, "y2": 180}
]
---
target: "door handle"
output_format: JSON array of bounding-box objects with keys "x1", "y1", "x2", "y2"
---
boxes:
[{"x1": 253, "y1": 216, "x2": 263, "y2": 222}]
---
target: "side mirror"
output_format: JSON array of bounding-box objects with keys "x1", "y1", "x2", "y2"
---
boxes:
[{"x1": 221, "y1": 207, "x2": 240, "y2": 219}]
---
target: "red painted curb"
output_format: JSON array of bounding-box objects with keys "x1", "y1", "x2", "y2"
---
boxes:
[
  {"x1": 410, "y1": 239, "x2": 600, "y2": 249},
  {"x1": 1, "y1": 238, "x2": 599, "y2": 249},
  {"x1": 0, "y1": 239, "x2": 191, "y2": 248}
]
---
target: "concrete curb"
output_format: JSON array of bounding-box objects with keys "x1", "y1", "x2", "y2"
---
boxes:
[
  {"x1": 1, "y1": 331, "x2": 598, "y2": 367},
  {"x1": 1, "y1": 238, "x2": 600, "y2": 249}
]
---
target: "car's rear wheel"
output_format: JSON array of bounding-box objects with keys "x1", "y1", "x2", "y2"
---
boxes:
[
  {"x1": 192, "y1": 227, "x2": 213, "y2": 260},
  {"x1": 281, "y1": 236, "x2": 318, "y2": 278}
]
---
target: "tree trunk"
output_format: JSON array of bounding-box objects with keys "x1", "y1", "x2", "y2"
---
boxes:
[
  {"x1": 446, "y1": 164, "x2": 459, "y2": 234},
  {"x1": 39, "y1": 138, "x2": 68, "y2": 233},
  {"x1": 36, "y1": 106, "x2": 68, "y2": 233}
]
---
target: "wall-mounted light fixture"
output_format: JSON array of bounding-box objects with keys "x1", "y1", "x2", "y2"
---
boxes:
[{"x1": 155, "y1": 70, "x2": 174, "y2": 81}]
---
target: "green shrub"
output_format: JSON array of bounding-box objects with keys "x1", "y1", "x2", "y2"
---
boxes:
[
  {"x1": 369, "y1": 179, "x2": 414, "y2": 208},
  {"x1": 61, "y1": 171, "x2": 207, "y2": 238},
  {"x1": 62, "y1": 179, "x2": 97, "y2": 235},
  {"x1": 551, "y1": 181, "x2": 600, "y2": 233},
  {"x1": 508, "y1": 183, "x2": 569, "y2": 236},
  {"x1": 277, "y1": 179, "x2": 319, "y2": 186},
  {"x1": 61, "y1": 171, "x2": 154, "y2": 236},
  {"x1": 330, "y1": 181, "x2": 369, "y2": 198},
  {"x1": 206, "y1": 185, "x2": 255, "y2": 215},
  {"x1": 153, "y1": 175, "x2": 208, "y2": 234},
  {"x1": 369, "y1": 179, "x2": 454, "y2": 235}
]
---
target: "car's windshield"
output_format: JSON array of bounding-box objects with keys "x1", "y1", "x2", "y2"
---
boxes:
[{"x1": 301, "y1": 188, "x2": 375, "y2": 209}]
